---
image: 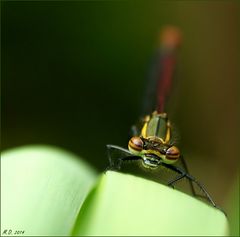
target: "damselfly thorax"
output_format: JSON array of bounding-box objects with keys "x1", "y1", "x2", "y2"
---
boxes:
[{"x1": 128, "y1": 111, "x2": 180, "y2": 168}]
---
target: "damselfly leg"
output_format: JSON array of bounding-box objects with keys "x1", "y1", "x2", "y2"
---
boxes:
[
  {"x1": 106, "y1": 144, "x2": 141, "y2": 171},
  {"x1": 106, "y1": 146, "x2": 220, "y2": 210}
]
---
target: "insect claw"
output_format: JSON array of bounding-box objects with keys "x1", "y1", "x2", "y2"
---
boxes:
[{"x1": 168, "y1": 183, "x2": 175, "y2": 189}]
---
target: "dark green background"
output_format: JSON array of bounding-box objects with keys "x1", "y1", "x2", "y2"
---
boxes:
[{"x1": 2, "y1": 1, "x2": 239, "y2": 206}]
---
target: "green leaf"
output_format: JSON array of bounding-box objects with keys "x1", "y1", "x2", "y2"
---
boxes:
[
  {"x1": 227, "y1": 175, "x2": 239, "y2": 236},
  {"x1": 1, "y1": 146, "x2": 230, "y2": 236},
  {"x1": 73, "y1": 171, "x2": 229, "y2": 236},
  {"x1": 1, "y1": 145, "x2": 97, "y2": 236}
]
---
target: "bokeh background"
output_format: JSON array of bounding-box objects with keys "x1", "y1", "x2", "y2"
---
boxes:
[{"x1": 2, "y1": 1, "x2": 239, "y2": 210}]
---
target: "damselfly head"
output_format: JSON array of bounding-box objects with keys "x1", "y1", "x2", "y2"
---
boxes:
[{"x1": 128, "y1": 136, "x2": 180, "y2": 168}]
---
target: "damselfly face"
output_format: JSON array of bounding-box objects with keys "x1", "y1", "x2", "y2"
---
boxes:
[
  {"x1": 128, "y1": 112, "x2": 180, "y2": 167},
  {"x1": 128, "y1": 136, "x2": 180, "y2": 167}
]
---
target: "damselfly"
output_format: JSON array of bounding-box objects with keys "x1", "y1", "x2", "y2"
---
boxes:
[{"x1": 106, "y1": 27, "x2": 224, "y2": 213}]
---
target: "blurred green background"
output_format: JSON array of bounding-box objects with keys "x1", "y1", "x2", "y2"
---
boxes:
[{"x1": 2, "y1": 1, "x2": 239, "y2": 209}]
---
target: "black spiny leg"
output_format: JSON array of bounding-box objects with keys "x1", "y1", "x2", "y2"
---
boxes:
[
  {"x1": 179, "y1": 156, "x2": 220, "y2": 203},
  {"x1": 185, "y1": 173, "x2": 217, "y2": 207},
  {"x1": 162, "y1": 163, "x2": 217, "y2": 208},
  {"x1": 106, "y1": 144, "x2": 141, "y2": 171},
  {"x1": 186, "y1": 174, "x2": 228, "y2": 215},
  {"x1": 179, "y1": 155, "x2": 196, "y2": 196},
  {"x1": 167, "y1": 173, "x2": 186, "y2": 188}
]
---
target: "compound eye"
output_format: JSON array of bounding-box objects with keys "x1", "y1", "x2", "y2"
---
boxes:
[
  {"x1": 128, "y1": 136, "x2": 143, "y2": 153},
  {"x1": 166, "y1": 146, "x2": 180, "y2": 161}
]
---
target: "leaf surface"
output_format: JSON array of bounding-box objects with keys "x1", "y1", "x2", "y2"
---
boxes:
[
  {"x1": 73, "y1": 171, "x2": 229, "y2": 236},
  {"x1": 1, "y1": 145, "x2": 97, "y2": 236}
]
